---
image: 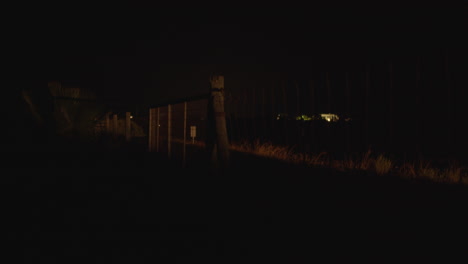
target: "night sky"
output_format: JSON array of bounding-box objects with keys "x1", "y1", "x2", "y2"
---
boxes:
[{"x1": 9, "y1": 2, "x2": 466, "y2": 106}]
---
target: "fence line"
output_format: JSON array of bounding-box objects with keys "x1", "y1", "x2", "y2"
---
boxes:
[
  {"x1": 147, "y1": 99, "x2": 209, "y2": 165},
  {"x1": 93, "y1": 56, "x2": 467, "y2": 166},
  {"x1": 145, "y1": 75, "x2": 230, "y2": 169},
  {"x1": 95, "y1": 111, "x2": 137, "y2": 141}
]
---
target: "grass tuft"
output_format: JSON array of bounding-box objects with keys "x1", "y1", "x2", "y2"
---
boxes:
[
  {"x1": 375, "y1": 155, "x2": 393, "y2": 175},
  {"x1": 358, "y1": 149, "x2": 374, "y2": 171},
  {"x1": 443, "y1": 165, "x2": 462, "y2": 184}
]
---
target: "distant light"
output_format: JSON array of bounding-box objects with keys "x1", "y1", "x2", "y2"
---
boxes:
[
  {"x1": 295, "y1": 114, "x2": 312, "y2": 121},
  {"x1": 130, "y1": 115, "x2": 134, "y2": 119},
  {"x1": 320, "y1": 113, "x2": 339, "y2": 122},
  {"x1": 276, "y1": 113, "x2": 288, "y2": 120}
]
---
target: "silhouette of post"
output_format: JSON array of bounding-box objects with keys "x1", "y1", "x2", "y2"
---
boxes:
[
  {"x1": 388, "y1": 62, "x2": 394, "y2": 152},
  {"x1": 416, "y1": 57, "x2": 422, "y2": 159},
  {"x1": 183, "y1": 101, "x2": 187, "y2": 168},
  {"x1": 445, "y1": 53, "x2": 452, "y2": 153},
  {"x1": 310, "y1": 79, "x2": 316, "y2": 153},
  {"x1": 281, "y1": 79, "x2": 288, "y2": 145},
  {"x1": 252, "y1": 86, "x2": 256, "y2": 139},
  {"x1": 326, "y1": 72, "x2": 331, "y2": 113},
  {"x1": 207, "y1": 75, "x2": 230, "y2": 171},
  {"x1": 345, "y1": 72, "x2": 350, "y2": 152},
  {"x1": 296, "y1": 80, "x2": 300, "y2": 116},
  {"x1": 125, "y1": 112, "x2": 131, "y2": 142},
  {"x1": 168, "y1": 104, "x2": 172, "y2": 159},
  {"x1": 156, "y1": 107, "x2": 160, "y2": 152},
  {"x1": 112, "y1": 114, "x2": 118, "y2": 139},
  {"x1": 148, "y1": 108, "x2": 154, "y2": 151},
  {"x1": 365, "y1": 66, "x2": 370, "y2": 150},
  {"x1": 105, "y1": 113, "x2": 110, "y2": 134}
]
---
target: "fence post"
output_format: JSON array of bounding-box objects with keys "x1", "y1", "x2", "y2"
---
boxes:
[
  {"x1": 105, "y1": 113, "x2": 110, "y2": 134},
  {"x1": 326, "y1": 72, "x2": 331, "y2": 113},
  {"x1": 364, "y1": 66, "x2": 370, "y2": 150},
  {"x1": 252, "y1": 86, "x2": 256, "y2": 139},
  {"x1": 126, "y1": 112, "x2": 131, "y2": 142},
  {"x1": 388, "y1": 62, "x2": 394, "y2": 152},
  {"x1": 157, "y1": 107, "x2": 160, "y2": 152},
  {"x1": 282, "y1": 79, "x2": 288, "y2": 145},
  {"x1": 168, "y1": 104, "x2": 172, "y2": 158},
  {"x1": 208, "y1": 75, "x2": 230, "y2": 171},
  {"x1": 345, "y1": 72, "x2": 351, "y2": 153},
  {"x1": 183, "y1": 101, "x2": 187, "y2": 167},
  {"x1": 113, "y1": 114, "x2": 118, "y2": 139},
  {"x1": 445, "y1": 53, "x2": 452, "y2": 153},
  {"x1": 149, "y1": 108, "x2": 153, "y2": 151}
]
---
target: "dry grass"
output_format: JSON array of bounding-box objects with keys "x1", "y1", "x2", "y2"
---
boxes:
[
  {"x1": 228, "y1": 140, "x2": 468, "y2": 186},
  {"x1": 341, "y1": 156, "x2": 358, "y2": 171},
  {"x1": 442, "y1": 165, "x2": 463, "y2": 184},
  {"x1": 303, "y1": 152, "x2": 330, "y2": 167},
  {"x1": 170, "y1": 138, "x2": 467, "y2": 186},
  {"x1": 375, "y1": 155, "x2": 393, "y2": 175},
  {"x1": 418, "y1": 161, "x2": 441, "y2": 181},
  {"x1": 358, "y1": 149, "x2": 374, "y2": 171},
  {"x1": 398, "y1": 163, "x2": 418, "y2": 179}
]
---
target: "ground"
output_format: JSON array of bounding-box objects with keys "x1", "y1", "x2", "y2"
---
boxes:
[{"x1": 3, "y1": 141, "x2": 468, "y2": 263}]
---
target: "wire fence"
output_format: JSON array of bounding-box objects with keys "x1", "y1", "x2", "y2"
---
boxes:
[
  {"x1": 93, "y1": 55, "x2": 468, "y2": 167},
  {"x1": 148, "y1": 99, "x2": 209, "y2": 158}
]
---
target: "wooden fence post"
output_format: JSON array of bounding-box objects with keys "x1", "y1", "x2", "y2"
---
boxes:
[
  {"x1": 445, "y1": 53, "x2": 452, "y2": 152},
  {"x1": 310, "y1": 79, "x2": 316, "y2": 153},
  {"x1": 296, "y1": 80, "x2": 300, "y2": 116},
  {"x1": 168, "y1": 104, "x2": 172, "y2": 158},
  {"x1": 388, "y1": 61, "x2": 394, "y2": 152},
  {"x1": 157, "y1": 107, "x2": 160, "y2": 152},
  {"x1": 326, "y1": 72, "x2": 331, "y2": 113},
  {"x1": 282, "y1": 79, "x2": 288, "y2": 144},
  {"x1": 113, "y1": 114, "x2": 118, "y2": 139},
  {"x1": 183, "y1": 101, "x2": 187, "y2": 167},
  {"x1": 126, "y1": 112, "x2": 131, "y2": 142},
  {"x1": 365, "y1": 66, "x2": 370, "y2": 150},
  {"x1": 252, "y1": 86, "x2": 256, "y2": 139},
  {"x1": 208, "y1": 75, "x2": 230, "y2": 171},
  {"x1": 105, "y1": 113, "x2": 110, "y2": 134},
  {"x1": 345, "y1": 72, "x2": 351, "y2": 152},
  {"x1": 149, "y1": 108, "x2": 154, "y2": 151},
  {"x1": 416, "y1": 57, "x2": 422, "y2": 159}
]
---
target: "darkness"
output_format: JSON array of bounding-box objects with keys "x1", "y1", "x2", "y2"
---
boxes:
[
  {"x1": 10, "y1": 3, "x2": 467, "y2": 103},
  {"x1": 4, "y1": 2, "x2": 467, "y2": 148},
  {"x1": 4, "y1": 3, "x2": 468, "y2": 263},
  {"x1": 4, "y1": 2, "x2": 467, "y2": 159}
]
